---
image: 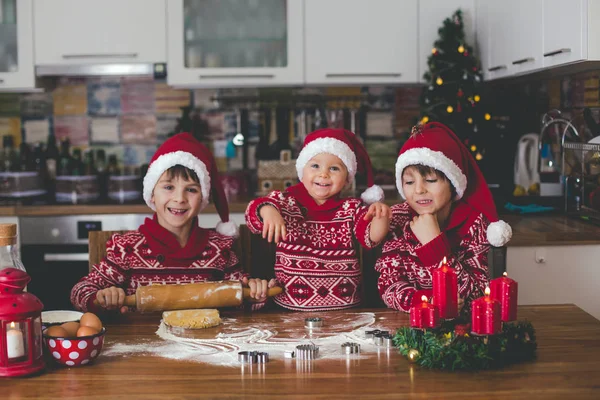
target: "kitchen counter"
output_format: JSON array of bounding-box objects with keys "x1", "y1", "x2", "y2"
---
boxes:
[{"x1": 1, "y1": 305, "x2": 599, "y2": 399}]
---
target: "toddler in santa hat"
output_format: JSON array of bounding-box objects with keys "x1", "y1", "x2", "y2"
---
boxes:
[
  {"x1": 375, "y1": 122, "x2": 512, "y2": 313},
  {"x1": 72, "y1": 132, "x2": 274, "y2": 313},
  {"x1": 245, "y1": 128, "x2": 391, "y2": 311}
]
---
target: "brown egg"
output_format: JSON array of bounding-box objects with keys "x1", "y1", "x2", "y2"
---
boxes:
[
  {"x1": 79, "y1": 312, "x2": 102, "y2": 331},
  {"x1": 60, "y1": 321, "x2": 80, "y2": 337},
  {"x1": 45, "y1": 326, "x2": 69, "y2": 338},
  {"x1": 76, "y1": 326, "x2": 99, "y2": 337}
]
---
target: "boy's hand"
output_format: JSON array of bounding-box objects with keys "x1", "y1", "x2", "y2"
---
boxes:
[
  {"x1": 96, "y1": 287, "x2": 129, "y2": 314},
  {"x1": 242, "y1": 277, "x2": 278, "y2": 300},
  {"x1": 410, "y1": 213, "x2": 441, "y2": 245},
  {"x1": 259, "y1": 205, "x2": 287, "y2": 243},
  {"x1": 364, "y1": 202, "x2": 391, "y2": 221}
]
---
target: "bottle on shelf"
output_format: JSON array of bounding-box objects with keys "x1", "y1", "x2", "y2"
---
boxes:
[
  {"x1": 96, "y1": 149, "x2": 108, "y2": 202},
  {"x1": 71, "y1": 148, "x2": 83, "y2": 176},
  {"x1": 18, "y1": 142, "x2": 33, "y2": 172},
  {"x1": 83, "y1": 149, "x2": 97, "y2": 176},
  {"x1": 45, "y1": 133, "x2": 59, "y2": 180},
  {"x1": 2, "y1": 135, "x2": 17, "y2": 172},
  {"x1": 57, "y1": 138, "x2": 72, "y2": 176}
]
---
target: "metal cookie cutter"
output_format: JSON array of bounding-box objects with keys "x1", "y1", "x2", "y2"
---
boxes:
[
  {"x1": 238, "y1": 351, "x2": 258, "y2": 363},
  {"x1": 255, "y1": 352, "x2": 269, "y2": 363},
  {"x1": 305, "y1": 317, "x2": 324, "y2": 329},
  {"x1": 341, "y1": 342, "x2": 360, "y2": 354},
  {"x1": 365, "y1": 329, "x2": 381, "y2": 339},
  {"x1": 373, "y1": 332, "x2": 393, "y2": 347},
  {"x1": 284, "y1": 350, "x2": 295, "y2": 359},
  {"x1": 296, "y1": 344, "x2": 319, "y2": 360}
]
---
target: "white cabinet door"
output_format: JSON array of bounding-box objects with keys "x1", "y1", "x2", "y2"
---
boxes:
[
  {"x1": 507, "y1": 245, "x2": 600, "y2": 321},
  {"x1": 509, "y1": 0, "x2": 544, "y2": 75},
  {"x1": 543, "y1": 0, "x2": 587, "y2": 68},
  {"x1": 475, "y1": 0, "x2": 491, "y2": 78},
  {"x1": 418, "y1": 0, "x2": 475, "y2": 83},
  {"x1": 33, "y1": 0, "x2": 166, "y2": 65},
  {"x1": 305, "y1": 0, "x2": 417, "y2": 85},
  {"x1": 167, "y1": 0, "x2": 303, "y2": 88},
  {"x1": 0, "y1": 0, "x2": 35, "y2": 91},
  {"x1": 486, "y1": 0, "x2": 512, "y2": 79}
]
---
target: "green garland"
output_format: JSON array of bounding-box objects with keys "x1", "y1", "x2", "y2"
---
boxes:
[{"x1": 393, "y1": 319, "x2": 537, "y2": 371}]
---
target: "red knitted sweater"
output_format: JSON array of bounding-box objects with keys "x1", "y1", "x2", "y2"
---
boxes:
[
  {"x1": 71, "y1": 216, "x2": 244, "y2": 312},
  {"x1": 245, "y1": 183, "x2": 376, "y2": 311},
  {"x1": 375, "y1": 201, "x2": 490, "y2": 312}
]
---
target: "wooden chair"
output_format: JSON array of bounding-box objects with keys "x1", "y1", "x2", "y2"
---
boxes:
[{"x1": 88, "y1": 230, "x2": 128, "y2": 271}]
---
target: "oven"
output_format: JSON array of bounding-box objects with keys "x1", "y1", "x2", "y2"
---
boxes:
[{"x1": 20, "y1": 214, "x2": 149, "y2": 311}]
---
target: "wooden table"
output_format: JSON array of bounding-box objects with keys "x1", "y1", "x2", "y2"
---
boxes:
[{"x1": 2, "y1": 305, "x2": 600, "y2": 399}]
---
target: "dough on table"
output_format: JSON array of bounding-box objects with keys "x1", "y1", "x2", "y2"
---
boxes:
[{"x1": 162, "y1": 309, "x2": 222, "y2": 329}]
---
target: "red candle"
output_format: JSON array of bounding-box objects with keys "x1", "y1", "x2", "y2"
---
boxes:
[
  {"x1": 471, "y1": 287, "x2": 501, "y2": 335},
  {"x1": 432, "y1": 257, "x2": 458, "y2": 319},
  {"x1": 410, "y1": 295, "x2": 440, "y2": 329},
  {"x1": 490, "y1": 272, "x2": 518, "y2": 322}
]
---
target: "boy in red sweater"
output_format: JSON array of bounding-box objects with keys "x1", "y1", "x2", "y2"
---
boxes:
[
  {"x1": 71, "y1": 133, "x2": 273, "y2": 313},
  {"x1": 376, "y1": 122, "x2": 512, "y2": 312},
  {"x1": 245, "y1": 128, "x2": 390, "y2": 311}
]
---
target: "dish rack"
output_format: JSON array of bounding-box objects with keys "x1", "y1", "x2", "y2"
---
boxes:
[{"x1": 562, "y1": 142, "x2": 600, "y2": 217}]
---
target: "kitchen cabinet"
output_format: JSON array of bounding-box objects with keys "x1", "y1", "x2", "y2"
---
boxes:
[
  {"x1": 418, "y1": 0, "x2": 475, "y2": 83},
  {"x1": 33, "y1": 0, "x2": 166, "y2": 66},
  {"x1": 543, "y1": 0, "x2": 591, "y2": 68},
  {"x1": 0, "y1": 0, "x2": 35, "y2": 91},
  {"x1": 305, "y1": 0, "x2": 417, "y2": 85},
  {"x1": 507, "y1": 245, "x2": 600, "y2": 320},
  {"x1": 167, "y1": 0, "x2": 303, "y2": 88}
]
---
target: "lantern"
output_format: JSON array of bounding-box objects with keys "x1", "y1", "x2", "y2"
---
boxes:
[{"x1": 0, "y1": 268, "x2": 45, "y2": 377}]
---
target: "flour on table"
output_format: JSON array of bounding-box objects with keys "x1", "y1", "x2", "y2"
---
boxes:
[{"x1": 103, "y1": 312, "x2": 395, "y2": 367}]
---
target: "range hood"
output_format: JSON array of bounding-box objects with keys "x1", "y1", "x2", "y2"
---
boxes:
[{"x1": 35, "y1": 63, "x2": 166, "y2": 78}]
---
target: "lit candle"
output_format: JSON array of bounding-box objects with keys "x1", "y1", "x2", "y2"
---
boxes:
[
  {"x1": 410, "y1": 295, "x2": 440, "y2": 329},
  {"x1": 6, "y1": 322, "x2": 25, "y2": 359},
  {"x1": 432, "y1": 257, "x2": 458, "y2": 319},
  {"x1": 490, "y1": 272, "x2": 518, "y2": 322},
  {"x1": 471, "y1": 287, "x2": 501, "y2": 335}
]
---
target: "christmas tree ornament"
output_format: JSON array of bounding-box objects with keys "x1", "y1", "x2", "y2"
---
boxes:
[
  {"x1": 470, "y1": 145, "x2": 477, "y2": 152},
  {"x1": 436, "y1": 77, "x2": 443, "y2": 85},
  {"x1": 467, "y1": 117, "x2": 473, "y2": 124},
  {"x1": 463, "y1": 72, "x2": 468, "y2": 80},
  {"x1": 476, "y1": 153, "x2": 483, "y2": 161},
  {"x1": 464, "y1": 50, "x2": 469, "y2": 56},
  {"x1": 447, "y1": 106, "x2": 454, "y2": 113},
  {"x1": 432, "y1": 47, "x2": 438, "y2": 55},
  {"x1": 458, "y1": 45, "x2": 465, "y2": 53},
  {"x1": 407, "y1": 349, "x2": 420, "y2": 363},
  {"x1": 475, "y1": 75, "x2": 481, "y2": 82},
  {"x1": 425, "y1": 98, "x2": 430, "y2": 104},
  {"x1": 474, "y1": 125, "x2": 478, "y2": 133},
  {"x1": 457, "y1": 103, "x2": 462, "y2": 113},
  {"x1": 421, "y1": 116, "x2": 429, "y2": 124},
  {"x1": 429, "y1": 85, "x2": 434, "y2": 91},
  {"x1": 485, "y1": 113, "x2": 491, "y2": 121},
  {"x1": 474, "y1": 95, "x2": 481, "y2": 102},
  {"x1": 457, "y1": 89, "x2": 464, "y2": 97}
]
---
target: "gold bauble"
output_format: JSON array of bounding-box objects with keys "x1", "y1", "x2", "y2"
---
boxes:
[
  {"x1": 407, "y1": 349, "x2": 421, "y2": 363},
  {"x1": 446, "y1": 105, "x2": 454, "y2": 113},
  {"x1": 467, "y1": 117, "x2": 473, "y2": 124},
  {"x1": 474, "y1": 94, "x2": 481, "y2": 102},
  {"x1": 458, "y1": 45, "x2": 465, "y2": 53},
  {"x1": 431, "y1": 47, "x2": 437, "y2": 54},
  {"x1": 436, "y1": 77, "x2": 443, "y2": 85},
  {"x1": 421, "y1": 116, "x2": 429, "y2": 124},
  {"x1": 476, "y1": 153, "x2": 483, "y2": 161},
  {"x1": 470, "y1": 144, "x2": 477, "y2": 152},
  {"x1": 484, "y1": 113, "x2": 491, "y2": 120}
]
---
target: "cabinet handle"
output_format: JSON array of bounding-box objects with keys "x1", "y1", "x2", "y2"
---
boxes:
[
  {"x1": 544, "y1": 48, "x2": 572, "y2": 57},
  {"x1": 44, "y1": 253, "x2": 89, "y2": 262},
  {"x1": 199, "y1": 74, "x2": 275, "y2": 79},
  {"x1": 512, "y1": 57, "x2": 535, "y2": 65},
  {"x1": 488, "y1": 65, "x2": 507, "y2": 72},
  {"x1": 62, "y1": 53, "x2": 138, "y2": 59},
  {"x1": 325, "y1": 73, "x2": 401, "y2": 78}
]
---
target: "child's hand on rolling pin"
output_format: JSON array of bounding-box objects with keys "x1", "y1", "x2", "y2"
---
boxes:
[
  {"x1": 96, "y1": 287, "x2": 131, "y2": 314},
  {"x1": 242, "y1": 277, "x2": 278, "y2": 300}
]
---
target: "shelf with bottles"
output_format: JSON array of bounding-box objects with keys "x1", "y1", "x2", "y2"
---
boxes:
[{"x1": 562, "y1": 142, "x2": 600, "y2": 213}]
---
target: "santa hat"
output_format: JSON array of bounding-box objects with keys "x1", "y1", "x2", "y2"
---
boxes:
[
  {"x1": 295, "y1": 128, "x2": 384, "y2": 204},
  {"x1": 395, "y1": 122, "x2": 511, "y2": 247},
  {"x1": 142, "y1": 132, "x2": 238, "y2": 237}
]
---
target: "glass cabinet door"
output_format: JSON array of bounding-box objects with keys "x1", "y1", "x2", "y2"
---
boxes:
[
  {"x1": 167, "y1": 0, "x2": 303, "y2": 87},
  {"x1": 0, "y1": 0, "x2": 34, "y2": 91}
]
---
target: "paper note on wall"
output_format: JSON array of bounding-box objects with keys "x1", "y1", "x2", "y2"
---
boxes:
[
  {"x1": 23, "y1": 118, "x2": 49, "y2": 144},
  {"x1": 53, "y1": 85, "x2": 87, "y2": 115},
  {"x1": 0, "y1": 117, "x2": 21, "y2": 146},
  {"x1": 54, "y1": 115, "x2": 90, "y2": 146},
  {"x1": 121, "y1": 115, "x2": 157, "y2": 144},
  {"x1": 91, "y1": 117, "x2": 120, "y2": 143}
]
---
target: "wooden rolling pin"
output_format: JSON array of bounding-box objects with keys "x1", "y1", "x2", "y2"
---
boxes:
[{"x1": 94, "y1": 281, "x2": 282, "y2": 312}]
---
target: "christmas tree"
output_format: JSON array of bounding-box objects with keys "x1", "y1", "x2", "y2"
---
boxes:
[{"x1": 419, "y1": 9, "x2": 491, "y2": 162}]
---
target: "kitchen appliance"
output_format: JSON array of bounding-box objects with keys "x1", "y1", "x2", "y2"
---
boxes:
[
  {"x1": 513, "y1": 133, "x2": 540, "y2": 194},
  {"x1": 20, "y1": 214, "x2": 149, "y2": 311}
]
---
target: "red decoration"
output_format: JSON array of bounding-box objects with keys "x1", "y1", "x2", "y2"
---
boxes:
[
  {"x1": 464, "y1": 51, "x2": 469, "y2": 56},
  {"x1": 490, "y1": 272, "x2": 518, "y2": 322},
  {"x1": 454, "y1": 323, "x2": 471, "y2": 336},
  {"x1": 471, "y1": 287, "x2": 501, "y2": 335},
  {"x1": 410, "y1": 296, "x2": 440, "y2": 329},
  {"x1": 0, "y1": 268, "x2": 45, "y2": 377},
  {"x1": 432, "y1": 257, "x2": 458, "y2": 319},
  {"x1": 457, "y1": 103, "x2": 462, "y2": 113},
  {"x1": 472, "y1": 67, "x2": 477, "y2": 72},
  {"x1": 457, "y1": 89, "x2": 464, "y2": 98}
]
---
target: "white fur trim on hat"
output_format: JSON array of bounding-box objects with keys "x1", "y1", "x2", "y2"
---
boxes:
[
  {"x1": 361, "y1": 184, "x2": 384, "y2": 205},
  {"x1": 296, "y1": 138, "x2": 357, "y2": 182},
  {"x1": 216, "y1": 220, "x2": 239, "y2": 237},
  {"x1": 143, "y1": 151, "x2": 210, "y2": 212},
  {"x1": 395, "y1": 148, "x2": 468, "y2": 199},
  {"x1": 487, "y1": 220, "x2": 512, "y2": 247}
]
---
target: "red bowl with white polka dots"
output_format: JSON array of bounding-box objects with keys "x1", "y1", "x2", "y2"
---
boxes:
[{"x1": 43, "y1": 328, "x2": 106, "y2": 367}]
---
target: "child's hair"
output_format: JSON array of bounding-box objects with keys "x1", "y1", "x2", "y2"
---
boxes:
[
  {"x1": 164, "y1": 165, "x2": 200, "y2": 183},
  {"x1": 402, "y1": 164, "x2": 457, "y2": 199}
]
